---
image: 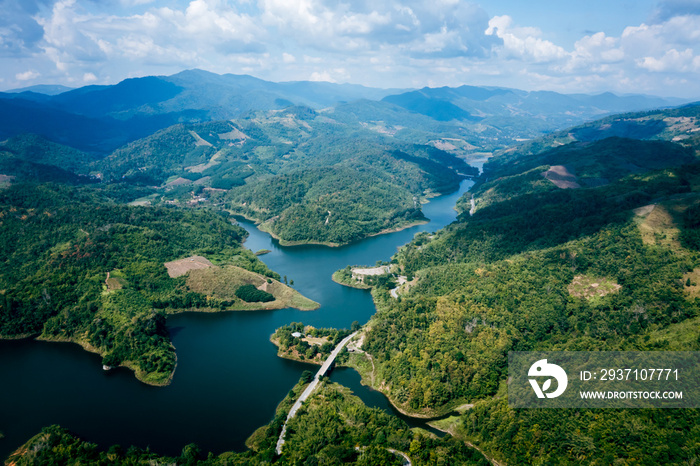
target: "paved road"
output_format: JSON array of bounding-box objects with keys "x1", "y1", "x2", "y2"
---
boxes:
[{"x1": 275, "y1": 331, "x2": 358, "y2": 455}]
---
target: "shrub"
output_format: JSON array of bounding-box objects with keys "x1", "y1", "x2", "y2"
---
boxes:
[{"x1": 235, "y1": 284, "x2": 274, "y2": 303}]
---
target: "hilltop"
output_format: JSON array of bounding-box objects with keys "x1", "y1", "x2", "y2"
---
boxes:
[
  {"x1": 341, "y1": 102, "x2": 700, "y2": 464},
  {"x1": 0, "y1": 70, "x2": 687, "y2": 153}
]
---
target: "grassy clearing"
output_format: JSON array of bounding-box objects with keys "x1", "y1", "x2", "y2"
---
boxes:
[
  {"x1": 567, "y1": 274, "x2": 621, "y2": 300},
  {"x1": 186, "y1": 265, "x2": 319, "y2": 311},
  {"x1": 682, "y1": 268, "x2": 700, "y2": 298},
  {"x1": 635, "y1": 203, "x2": 683, "y2": 249},
  {"x1": 104, "y1": 269, "x2": 127, "y2": 291},
  {"x1": 127, "y1": 193, "x2": 158, "y2": 206},
  {"x1": 429, "y1": 415, "x2": 462, "y2": 435}
]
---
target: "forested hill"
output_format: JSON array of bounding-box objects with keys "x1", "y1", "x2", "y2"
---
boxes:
[
  {"x1": 348, "y1": 104, "x2": 700, "y2": 464},
  {"x1": 485, "y1": 101, "x2": 700, "y2": 170},
  {"x1": 96, "y1": 108, "x2": 476, "y2": 245},
  {"x1": 0, "y1": 183, "x2": 308, "y2": 385}
]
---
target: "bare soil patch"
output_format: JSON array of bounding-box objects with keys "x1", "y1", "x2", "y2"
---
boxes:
[
  {"x1": 303, "y1": 336, "x2": 329, "y2": 347},
  {"x1": 164, "y1": 255, "x2": 214, "y2": 278},
  {"x1": 352, "y1": 266, "x2": 390, "y2": 278},
  {"x1": 542, "y1": 165, "x2": 581, "y2": 189},
  {"x1": 568, "y1": 275, "x2": 621, "y2": 300}
]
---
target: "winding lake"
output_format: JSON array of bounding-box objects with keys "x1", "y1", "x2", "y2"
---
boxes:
[{"x1": 0, "y1": 178, "x2": 473, "y2": 460}]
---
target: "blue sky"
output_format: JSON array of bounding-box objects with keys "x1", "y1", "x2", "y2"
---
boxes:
[{"x1": 2, "y1": 0, "x2": 700, "y2": 97}]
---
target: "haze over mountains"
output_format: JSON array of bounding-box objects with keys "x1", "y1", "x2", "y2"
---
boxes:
[{"x1": 0, "y1": 69, "x2": 690, "y2": 153}]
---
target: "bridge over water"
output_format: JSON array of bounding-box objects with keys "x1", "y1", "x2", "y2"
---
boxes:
[{"x1": 275, "y1": 331, "x2": 358, "y2": 455}]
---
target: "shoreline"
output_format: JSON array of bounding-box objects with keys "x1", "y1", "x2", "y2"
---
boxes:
[
  {"x1": 234, "y1": 212, "x2": 430, "y2": 248},
  {"x1": 331, "y1": 271, "x2": 372, "y2": 289},
  {"x1": 164, "y1": 296, "x2": 320, "y2": 314},
  {"x1": 365, "y1": 219, "x2": 429, "y2": 238},
  {"x1": 0, "y1": 332, "x2": 39, "y2": 340},
  {"x1": 35, "y1": 334, "x2": 177, "y2": 387},
  {"x1": 269, "y1": 336, "x2": 326, "y2": 366},
  {"x1": 348, "y1": 354, "x2": 463, "y2": 419}
]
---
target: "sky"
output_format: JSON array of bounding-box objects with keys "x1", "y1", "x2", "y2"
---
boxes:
[{"x1": 2, "y1": 0, "x2": 700, "y2": 98}]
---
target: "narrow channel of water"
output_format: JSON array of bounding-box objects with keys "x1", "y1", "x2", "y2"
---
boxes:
[{"x1": 0, "y1": 178, "x2": 473, "y2": 460}]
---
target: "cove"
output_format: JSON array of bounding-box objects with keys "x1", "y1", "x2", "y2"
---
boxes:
[{"x1": 0, "y1": 177, "x2": 474, "y2": 460}]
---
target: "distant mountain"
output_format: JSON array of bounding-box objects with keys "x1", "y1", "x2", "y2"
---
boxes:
[
  {"x1": 0, "y1": 96, "x2": 202, "y2": 153},
  {"x1": 5, "y1": 84, "x2": 73, "y2": 95},
  {"x1": 0, "y1": 70, "x2": 409, "y2": 153},
  {"x1": 491, "y1": 101, "x2": 700, "y2": 168},
  {"x1": 382, "y1": 86, "x2": 686, "y2": 128},
  {"x1": 0, "y1": 69, "x2": 693, "y2": 155}
]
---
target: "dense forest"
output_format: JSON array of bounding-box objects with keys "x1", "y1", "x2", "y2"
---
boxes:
[
  {"x1": 0, "y1": 182, "x2": 289, "y2": 385},
  {"x1": 337, "y1": 112, "x2": 700, "y2": 463},
  {"x1": 93, "y1": 108, "x2": 475, "y2": 245}
]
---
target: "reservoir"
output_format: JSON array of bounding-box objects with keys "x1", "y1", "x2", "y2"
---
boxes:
[{"x1": 0, "y1": 178, "x2": 473, "y2": 460}]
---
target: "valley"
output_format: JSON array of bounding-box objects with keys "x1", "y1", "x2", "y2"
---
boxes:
[{"x1": 1, "y1": 70, "x2": 699, "y2": 465}]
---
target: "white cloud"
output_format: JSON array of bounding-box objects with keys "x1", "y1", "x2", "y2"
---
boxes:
[
  {"x1": 15, "y1": 69, "x2": 39, "y2": 80},
  {"x1": 1, "y1": 0, "x2": 700, "y2": 97},
  {"x1": 638, "y1": 48, "x2": 699, "y2": 72},
  {"x1": 486, "y1": 15, "x2": 567, "y2": 63},
  {"x1": 308, "y1": 67, "x2": 349, "y2": 83},
  {"x1": 309, "y1": 70, "x2": 335, "y2": 82}
]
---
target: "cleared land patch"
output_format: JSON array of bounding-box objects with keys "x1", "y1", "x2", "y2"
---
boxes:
[
  {"x1": 634, "y1": 202, "x2": 683, "y2": 249},
  {"x1": 303, "y1": 335, "x2": 330, "y2": 347},
  {"x1": 164, "y1": 177, "x2": 193, "y2": 188},
  {"x1": 0, "y1": 174, "x2": 14, "y2": 187},
  {"x1": 568, "y1": 275, "x2": 621, "y2": 300},
  {"x1": 542, "y1": 165, "x2": 581, "y2": 189},
  {"x1": 682, "y1": 268, "x2": 700, "y2": 298},
  {"x1": 164, "y1": 255, "x2": 214, "y2": 278},
  {"x1": 104, "y1": 271, "x2": 127, "y2": 291},
  {"x1": 352, "y1": 266, "x2": 390, "y2": 279},
  {"x1": 189, "y1": 130, "x2": 213, "y2": 147},
  {"x1": 186, "y1": 265, "x2": 319, "y2": 311},
  {"x1": 185, "y1": 149, "x2": 224, "y2": 173}
]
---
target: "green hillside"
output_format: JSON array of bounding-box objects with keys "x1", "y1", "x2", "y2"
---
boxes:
[
  {"x1": 0, "y1": 183, "x2": 307, "y2": 385},
  {"x1": 97, "y1": 108, "x2": 475, "y2": 245},
  {"x1": 340, "y1": 106, "x2": 700, "y2": 464}
]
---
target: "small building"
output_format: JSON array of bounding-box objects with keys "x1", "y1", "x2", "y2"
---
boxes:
[{"x1": 291, "y1": 332, "x2": 303, "y2": 338}]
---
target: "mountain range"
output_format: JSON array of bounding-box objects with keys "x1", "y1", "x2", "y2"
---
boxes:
[{"x1": 0, "y1": 69, "x2": 690, "y2": 153}]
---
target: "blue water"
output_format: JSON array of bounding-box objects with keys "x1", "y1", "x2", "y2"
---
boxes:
[{"x1": 0, "y1": 179, "x2": 472, "y2": 459}]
